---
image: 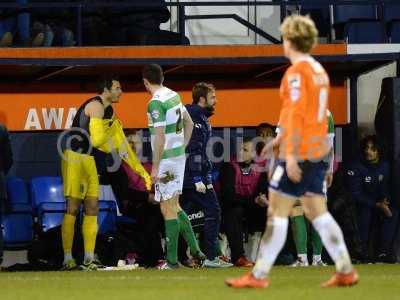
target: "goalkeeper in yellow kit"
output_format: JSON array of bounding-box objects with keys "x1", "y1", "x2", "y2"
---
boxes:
[{"x1": 60, "y1": 76, "x2": 151, "y2": 270}]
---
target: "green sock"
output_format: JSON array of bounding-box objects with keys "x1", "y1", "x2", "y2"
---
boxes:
[
  {"x1": 291, "y1": 215, "x2": 307, "y2": 255},
  {"x1": 311, "y1": 226, "x2": 323, "y2": 256},
  {"x1": 165, "y1": 219, "x2": 180, "y2": 265},
  {"x1": 177, "y1": 210, "x2": 201, "y2": 255}
]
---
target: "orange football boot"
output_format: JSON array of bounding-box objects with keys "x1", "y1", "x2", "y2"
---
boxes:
[
  {"x1": 321, "y1": 269, "x2": 359, "y2": 288},
  {"x1": 225, "y1": 272, "x2": 270, "y2": 289}
]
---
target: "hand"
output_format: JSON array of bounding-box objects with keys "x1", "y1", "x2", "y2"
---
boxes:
[
  {"x1": 151, "y1": 165, "x2": 159, "y2": 184},
  {"x1": 195, "y1": 181, "x2": 207, "y2": 194},
  {"x1": 255, "y1": 193, "x2": 269, "y2": 207},
  {"x1": 286, "y1": 155, "x2": 302, "y2": 183},
  {"x1": 325, "y1": 172, "x2": 333, "y2": 188},
  {"x1": 382, "y1": 204, "x2": 393, "y2": 218}
]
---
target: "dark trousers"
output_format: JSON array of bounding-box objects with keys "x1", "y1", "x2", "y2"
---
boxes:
[
  {"x1": 357, "y1": 204, "x2": 399, "y2": 256},
  {"x1": 181, "y1": 188, "x2": 221, "y2": 260},
  {"x1": 222, "y1": 197, "x2": 267, "y2": 263}
]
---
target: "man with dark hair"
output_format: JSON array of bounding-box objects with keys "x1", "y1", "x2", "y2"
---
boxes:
[
  {"x1": 345, "y1": 135, "x2": 399, "y2": 263},
  {"x1": 181, "y1": 82, "x2": 232, "y2": 268},
  {"x1": 0, "y1": 122, "x2": 13, "y2": 267},
  {"x1": 256, "y1": 123, "x2": 275, "y2": 140},
  {"x1": 142, "y1": 64, "x2": 164, "y2": 86},
  {"x1": 143, "y1": 64, "x2": 205, "y2": 269},
  {"x1": 61, "y1": 75, "x2": 151, "y2": 271}
]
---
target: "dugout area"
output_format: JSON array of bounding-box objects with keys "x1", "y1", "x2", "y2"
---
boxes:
[{"x1": 0, "y1": 43, "x2": 399, "y2": 183}]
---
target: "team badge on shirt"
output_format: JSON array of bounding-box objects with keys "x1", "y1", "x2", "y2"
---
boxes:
[
  {"x1": 288, "y1": 73, "x2": 301, "y2": 88},
  {"x1": 151, "y1": 110, "x2": 160, "y2": 120},
  {"x1": 288, "y1": 73, "x2": 301, "y2": 102}
]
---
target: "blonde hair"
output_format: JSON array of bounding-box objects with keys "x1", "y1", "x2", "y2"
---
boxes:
[{"x1": 280, "y1": 15, "x2": 318, "y2": 53}]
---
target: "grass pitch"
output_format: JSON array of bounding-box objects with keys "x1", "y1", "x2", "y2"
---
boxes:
[{"x1": 0, "y1": 264, "x2": 399, "y2": 300}]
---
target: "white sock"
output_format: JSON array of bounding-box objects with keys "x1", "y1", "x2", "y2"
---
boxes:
[
  {"x1": 313, "y1": 255, "x2": 322, "y2": 262},
  {"x1": 312, "y1": 213, "x2": 353, "y2": 274},
  {"x1": 64, "y1": 253, "x2": 73, "y2": 263},
  {"x1": 252, "y1": 217, "x2": 289, "y2": 279},
  {"x1": 298, "y1": 254, "x2": 307, "y2": 262}
]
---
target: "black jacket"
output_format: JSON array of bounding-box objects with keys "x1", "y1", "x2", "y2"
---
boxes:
[{"x1": 184, "y1": 104, "x2": 213, "y2": 188}]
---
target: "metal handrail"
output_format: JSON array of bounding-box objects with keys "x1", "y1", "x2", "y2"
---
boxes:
[{"x1": 0, "y1": 0, "x2": 398, "y2": 45}]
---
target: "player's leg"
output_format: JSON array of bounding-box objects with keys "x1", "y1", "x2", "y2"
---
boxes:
[
  {"x1": 226, "y1": 190, "x2": 294, "y2": 288},
  {"x1": 252, "y1": 191, "x2": 294, "y2": 277},
  {"x1": 176, "y1": 196, "x2": 206, "y2": 264},
  {"x1": 302, "y1": 195, "x2": 357, "y2": 287},
  {"x1": 61, "y1": 197, "x2": 81, "y2": 270},
  {"x1": 80, "y1": 155, "x2": 100, "y2": 270},
  {"x1": 61, "y1": 150, "x2": 83, "y2": 270},
  {"x1": 310, "y1": 221, "x2": 326, "y2": 266},
  {"x1": 159, "y1": 195, "x2": 180, "y2": 268},
  {"x1": 81, "y1": 196, "x2": 99, "y2": 269},
  {"x1": 290, "y1": 202, "x2": 308, "y2": 266}
]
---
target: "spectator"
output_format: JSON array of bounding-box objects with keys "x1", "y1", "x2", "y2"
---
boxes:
[
  {"x1": 0, "y1": 122, "x2": 13, "y2": 267},
  {"x1": 30, "y1": 0, "x2": 75, "y2": 47},
  {"x1": 220, "y1": 137, "x2": 269, "y2": 267},
  {"x1": 345, "y1": 135, "x2": 399, "y2": 263},
  {"x1": 328, "y1": 164, "x2": 364, "y2": 262},
  {"x1": 0, "y1": 0, "x2": 33, "y2": 47},
  {"x1": 255, "y1": 123, "x2": 275, "y2": 140}
]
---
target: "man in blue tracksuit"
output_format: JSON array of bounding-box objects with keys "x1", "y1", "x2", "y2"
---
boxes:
[
  {"x1": 181, "y1": 82, "x2": 231, "y2": 268},
  {"x1": 345, "y1": 135, "x2": 399, "y2": 262}
]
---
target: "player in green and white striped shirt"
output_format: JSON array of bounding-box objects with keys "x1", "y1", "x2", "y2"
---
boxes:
[
  {"x1": 326, "y1": 109, "x2": 335, "y2": 188},
  {"x1": 142, "y1": 64, "x2": 205, "y2": 270}
]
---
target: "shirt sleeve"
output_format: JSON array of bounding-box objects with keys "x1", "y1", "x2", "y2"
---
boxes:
[
  {"x1": 285, "y1": 70, "x2": 308, "y2": 158},
  {"x1": 148, "y1": 100, "x2": 166, "y2": 127}
]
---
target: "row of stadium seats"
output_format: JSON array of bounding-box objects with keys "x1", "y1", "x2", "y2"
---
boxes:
[
  {"x1": 298, "y1": 2, "x2": 400, "y2": 43},
  {"x1": 2, "y1": 177, "x2": 119, "y2": 249}
]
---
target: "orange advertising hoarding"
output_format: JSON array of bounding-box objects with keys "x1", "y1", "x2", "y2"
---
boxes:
[
  {"x1": 0, "y1": 83, "x2": 347, "y2": 131},
  {"x1": 0, "y1": 44, "x2": 348, "y2": 131}
]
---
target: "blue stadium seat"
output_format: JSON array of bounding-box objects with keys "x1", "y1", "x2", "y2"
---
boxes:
[
  {"x1": 99, "y1": 185, "x2": 116, "y2": 202},
  {"x1": 2, "y1": 204, "x2": 34, "y2": 248},
  {"x1": 97, "y1": 200, "x2": 117, "y2": 235},
  {"x1": 30, "y1": 177, "x2": 66, "y2": 232},
  {"x1": 3, "y1": 177, "x2": 33, "y2": 247},
  {"x1": 38, "y1": 202, "x2": 67, "y2": 232},
  {"x1": 30, "y1": 177, "x2": 65, "y2": 210},
  {"x1": 345, "y1": 21, "x2": 385, "y2": 43},
  {"x1": 334, "y1": 2, "x2": 377, "y2": 25},
  {"x1": 389, "y1": 21, "x2": 400, "y2": 43},
  {"x1": 6, "y1": 177, "x2": 29, "y2": 204}
]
